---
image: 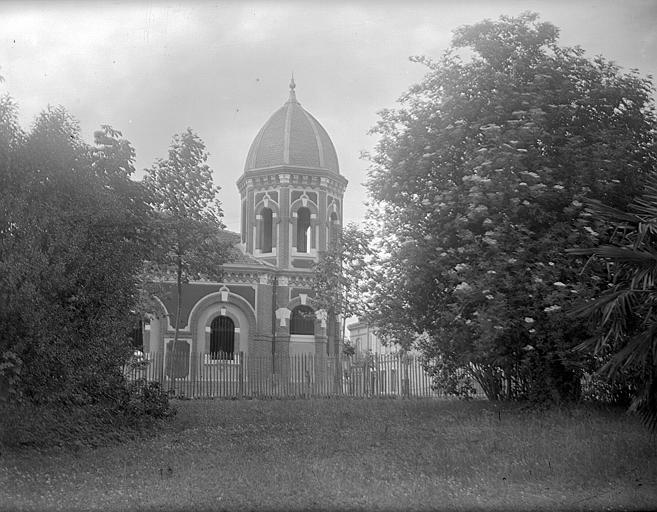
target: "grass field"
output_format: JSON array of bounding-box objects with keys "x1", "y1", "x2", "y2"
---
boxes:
[{"x1": 1, "y1": 398, "x2": 656, "y2": 511}]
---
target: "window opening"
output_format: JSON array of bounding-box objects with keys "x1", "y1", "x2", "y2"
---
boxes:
[
  {"x1": 290, "y1": 305, "x2": 315, "y2": 335},
  {"x1": 297, "y1": 207, "x2": 311, "y2": 253},
  {"x1": 210, "y1": 316, "x2": 235, "y2": 360}
]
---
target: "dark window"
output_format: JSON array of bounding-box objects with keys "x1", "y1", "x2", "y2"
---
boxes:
[
  {"x1": 290, "y1": 305, "x2": 315, "y2": 335},
  {"x1": 297, "y1": 207, "x2": 311, "y2": 253},
  {"x1": 210, "y1": 316, "x2": 235, "y2": 360},
  {"x1": 329, "y1": 212, "x2": 339, "y2": 247},
  {"x1": 241, "y1": 201, "x2": 247, "y2": 243},
  {"x1": 130, "y1": 318, "x2": 143, "y2": 350},
  {"x1": 261, "y1": 207, "x2": 273, "y2": 253}
]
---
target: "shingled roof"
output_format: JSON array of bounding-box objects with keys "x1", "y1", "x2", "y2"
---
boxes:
[
  {"x1": 244, "y1": 78, "x2": 339, "y2": 174},
  {"x1": 219, "y1": 230, "x2": 271, "y2": 267}
]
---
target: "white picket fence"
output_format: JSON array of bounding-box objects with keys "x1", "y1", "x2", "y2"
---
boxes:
[{"x1": 125, "y1": 351, "x2": 454, "y2": 399}]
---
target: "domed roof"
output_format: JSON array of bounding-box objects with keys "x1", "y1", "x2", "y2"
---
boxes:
[{"x1": 244, "y1": 79, "x2": 340, "y2": 174}]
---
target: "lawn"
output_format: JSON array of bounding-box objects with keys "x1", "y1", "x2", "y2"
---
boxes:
[{"x1": 1, "y1": 398, "x2": 656, "y2": 511}]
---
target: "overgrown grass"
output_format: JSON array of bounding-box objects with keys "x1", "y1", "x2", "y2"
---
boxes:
[
  {"x1": 1, "y1": 399, "x2": 656, "y2": 511},
  {"x1": 0, "y1": 382, "x2": 172, "y2": 450}
]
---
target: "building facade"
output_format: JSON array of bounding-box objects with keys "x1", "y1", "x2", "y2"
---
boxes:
[
  {"x1": 139, "y1": 79, "x2": 348, "y2": 381},
  {"x1": 346, "y1": 319, "x2": 398, "y2": 356}
]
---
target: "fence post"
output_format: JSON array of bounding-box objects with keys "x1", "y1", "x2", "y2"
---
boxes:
[
  {"x1": 238, "y1": 351, "x2": 244, "y2": 399},
  {"x1": 402, "y1": 353, "x2": 409, "y2": 399}
]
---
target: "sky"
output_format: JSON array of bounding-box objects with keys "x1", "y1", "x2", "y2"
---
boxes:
[{"x1": 1, "y1": 0, "x2": 656, "y2": 232}]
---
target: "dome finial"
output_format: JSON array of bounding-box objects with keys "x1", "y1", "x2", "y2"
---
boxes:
[{"x1": 288, "y1": 73, "x2": 297, "y2": 103}]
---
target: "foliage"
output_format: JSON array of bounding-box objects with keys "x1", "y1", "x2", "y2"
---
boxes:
[
  {"x1": 342, "y1": 339, "x2": 356, "y2": 356},
  {"x1": 0, "y1": 77, "x2": 177, "y2": 440},
  {"x1": 143, "y1": 129, "x2": 230, "y2": 381},
  {"x1": 311, "y1": 222, "x2": 374, "y2": 353},
  {"x1": 124, "y1": 380, "x2": 174, "y2": 419},
  {"x1": 0, "y1": 91, "x2": 154, "y2": 406},
  {"x1": 366, "y1": 12, "x2": 657, "y2": 401},
  {"x1": 0, "y1": 380, "x2": 173, "y2": 449},
  {"x1": 570, "y1": 177, "x2": 657, "y2": 429}
]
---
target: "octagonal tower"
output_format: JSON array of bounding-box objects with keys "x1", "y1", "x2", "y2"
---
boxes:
[{"x1": 236, "y1": 78, "x2": 348, "y2": 270}]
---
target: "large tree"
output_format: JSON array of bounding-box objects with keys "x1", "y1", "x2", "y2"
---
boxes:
[
  {"x1": 0, "y1": 98, "x2": 151, "y2": 404},
  {"x1": 143, "y1": 129, "x2": 230, "y2": 382},
  {"x1": 366, "y1": 12, "x2": 657, "y2": 401}
]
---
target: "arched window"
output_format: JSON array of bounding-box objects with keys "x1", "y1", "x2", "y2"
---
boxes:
[
  {"x1": 260, "y1": 207, "x2": 273, "y2": 253},
  {"x1": 297, "y1": 207, "x2": 311, "y2": 253},
  {"x1": 290, "y1": 305, "x2": 315, "y2": 335},
  {"x1": 210, "y1": 316, "x2": 235, "y2": 360},
  {"x1": 329, "y1": 212, "x2": 339, "y2": 247},
  {"x1": 241, "y1": 201, "x2": 247, "y2": 243}
]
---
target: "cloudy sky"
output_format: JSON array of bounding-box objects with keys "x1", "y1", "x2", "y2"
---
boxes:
[{"x1": 1, "y1": 1, "x2": 656, "y2": 232}]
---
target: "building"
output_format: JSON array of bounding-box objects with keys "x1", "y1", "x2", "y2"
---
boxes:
[
  {"x1": 346, "y1": 319, "x2": 398, "y2": 356},
  {"x1": 138, "y1": 79, "x2": 348, "y2": 382}
]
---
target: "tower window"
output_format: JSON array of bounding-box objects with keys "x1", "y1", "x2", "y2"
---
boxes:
[
  {"x1": 329, "y1": 212, "x2": 339, "y2": 247},
  {"x1": 290, "y1": 305, "x2": 315, "y2": 335},
  {"x1": 241, "y1": 201, "x2": 247, "y2": 243},
  {"x1": 297, "y1": 207, "x2": 311, "y2": 253},
  {"x1": 210, "y1": 316, "x2": 235, "y2": 360},
  {"x1": 261, "y1": 207, "x2": 273, "y2": 253}
]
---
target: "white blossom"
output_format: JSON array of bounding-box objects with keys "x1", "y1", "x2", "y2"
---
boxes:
[
  {"x1": 543, "y1": 305, "x2": 561, "y2": 313},
  {"x1": 553, "y1": 281, "x2": 567, "y2": 287},
  {"x1": 524, "y1": 317, "x2": 535, "y2": 324}
]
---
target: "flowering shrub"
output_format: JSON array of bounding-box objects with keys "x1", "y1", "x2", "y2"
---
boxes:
[{"x1": 366, "y1": 13, "x2": 656, "y2": 401}]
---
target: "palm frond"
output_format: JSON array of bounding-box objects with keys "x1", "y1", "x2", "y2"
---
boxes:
[
  {"x1": 591, "y1": 245, "x2": 657, "y2": 262},
  {"x1": 583, "y1": 198, "x2": 639, "y2": 223},
  {"x1": 602, "y1": 325, "x2": 657, "y2": 375}
]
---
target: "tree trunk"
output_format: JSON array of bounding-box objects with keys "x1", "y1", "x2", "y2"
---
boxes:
[{"x1": 168, "y1": 253, "x2": 182, "y2": 393}]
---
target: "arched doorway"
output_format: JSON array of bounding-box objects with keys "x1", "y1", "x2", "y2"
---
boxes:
[{"x1": 210, "y1": 316, "x2": 235, "y2": 360}]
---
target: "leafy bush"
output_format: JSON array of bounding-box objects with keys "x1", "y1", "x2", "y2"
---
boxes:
[
  {"x1": 124, "y1": 380, "x2": 175, "y2": 420},
  {"x1": 0, "y1": 380, "x2": 174, "y2": 449}
]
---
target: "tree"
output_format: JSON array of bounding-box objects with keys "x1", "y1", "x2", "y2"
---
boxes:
[
  {"x1": 569, "y1": 178, "x2": 657, "y2": 429},
  {"x1": 143, "y1": 129, "x2": 230, "y2": 383},
  {"x1": 366, "y1": 12, "x2": 657, "y2": 401},
  {"x1": 312, "y1": 223, "x2": 374, "y2": 356},
  {"x1": 0, "y1": 99, "x2": 152, "y2": 405}
]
